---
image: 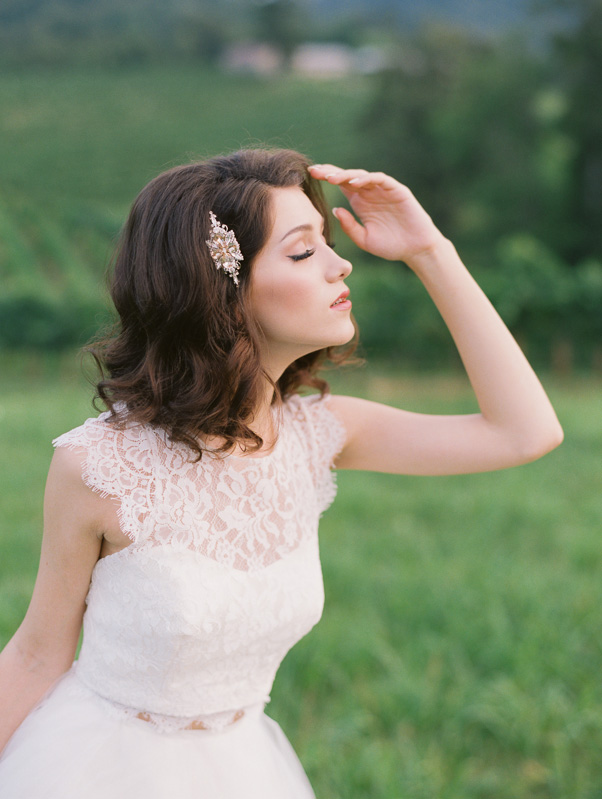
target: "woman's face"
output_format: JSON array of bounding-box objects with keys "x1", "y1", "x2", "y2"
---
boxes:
[{"x1": 249, "y1": 186, "x2": 354, "y2": 377}]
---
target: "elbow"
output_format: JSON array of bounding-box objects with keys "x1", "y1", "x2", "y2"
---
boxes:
[
  {"x1": 516, "y1": 420, "x2": 564, "y2": 464},
  {"x1": 552, "y1": 421, "x2": 565, "y2": 449}
]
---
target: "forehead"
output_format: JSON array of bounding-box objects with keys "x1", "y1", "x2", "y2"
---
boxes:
[{"x1": 267, "y1": 186, "x2": 323, "y2": 240}]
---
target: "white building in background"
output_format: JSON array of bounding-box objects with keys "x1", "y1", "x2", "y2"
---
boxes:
[
  {"x1": 292, "y1": 43, "x2": 388, "y2": 77},
  {"x1": 221, "y1": 43, "x2": 284, "y2": 76},
  {"x1": 222, "y1": 41, "x2": 389, "y2": 78},
  {"x1": 291, "y1": 43, "x2": 354, "y2": 77}
]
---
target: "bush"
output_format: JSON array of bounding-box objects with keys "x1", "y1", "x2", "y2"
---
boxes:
[{"x1": 0, "y1": 295, "x2": 110, "y2": 350}]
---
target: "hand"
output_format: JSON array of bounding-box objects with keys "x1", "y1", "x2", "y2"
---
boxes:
[{"x1": 308, "y1": 164, "x2": 445, "y2": 266}]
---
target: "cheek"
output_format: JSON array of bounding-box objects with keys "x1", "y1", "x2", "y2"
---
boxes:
[{"x1": 252, "y1": 273, "x2": 316, "y2": 327}]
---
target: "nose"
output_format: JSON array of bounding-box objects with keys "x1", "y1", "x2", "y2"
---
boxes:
[{"x1": 328, "y1": 249, "x2": 352, "y2": 281}]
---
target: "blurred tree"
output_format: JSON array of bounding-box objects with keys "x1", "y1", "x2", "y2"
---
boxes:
[
  {"x1": 358, "y1": 27, "x2": 480, "y2": 236},
  {"x1": 308, "y1": 11, "x2": 367, "y2": 47},
  {"x1": 489, "y1": 233, "x2": 574, "y2": 368},
  {"x1": 547, "y1": 0, "x2": 602, "y2": 263},
  {"x1": 573, "y1": 259, "x2": 602, "y2": 371},
  {"x1": 253, "y1": 0, "x2": 306, "y2": 68},
  {"x1": 356, "y1": 21, "x2": 602, "y2": 369},
  {"x1": 358, "y1": 26, "x2": 557, "y2": 258},
  {"x1": 173, "y1": 6, "x2": 229, "y2": 65},
  {"x1": 0, "y1": 0, "x2": 232, "y2": 67}
]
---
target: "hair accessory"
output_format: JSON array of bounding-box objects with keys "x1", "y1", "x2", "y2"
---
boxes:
[{"x1": 206, "y1": 211, "x2": 244, "y2": 286}]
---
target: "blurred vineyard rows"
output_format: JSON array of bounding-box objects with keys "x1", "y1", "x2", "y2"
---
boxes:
[
  {"x1": 0, "y1": 190, "x2": 116, "y2": 347},
  {"x1": 0, "y1": 65, "x2": 368, "y2": 347},
  {"x1": 0, "y1": 54, "x2": 600, "y2": 369}
]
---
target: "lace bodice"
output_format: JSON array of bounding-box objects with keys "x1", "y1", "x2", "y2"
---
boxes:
[{"x1": 53, "y1": 394, "x2": 345, "y2": 732}]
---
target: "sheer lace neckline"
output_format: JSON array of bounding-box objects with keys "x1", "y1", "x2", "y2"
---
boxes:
[
  {"x1": 53, "y1": 393, "x2": 344, "y2": 572},
  {"x1": 202, "y1": 407, "x2": 283, "y2": 464}
]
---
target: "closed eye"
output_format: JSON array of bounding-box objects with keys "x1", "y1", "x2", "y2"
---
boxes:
[{"x1": 289, "y1": 248, "x2": 316, "y2": 262}]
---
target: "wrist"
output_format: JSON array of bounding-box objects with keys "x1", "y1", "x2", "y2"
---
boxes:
[{"x1": 403, "y1": 236, "x2": 459, "y2": 279}]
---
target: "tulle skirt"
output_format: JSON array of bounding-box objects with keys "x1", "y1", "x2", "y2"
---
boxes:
[{"x1": 0, "y1": 670, "x2": 315, "y2": 799}]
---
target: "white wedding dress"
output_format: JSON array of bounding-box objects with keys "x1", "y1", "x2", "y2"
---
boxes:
[{"x1": 0, "y1": 393, "x2": 346, "y2": 799}]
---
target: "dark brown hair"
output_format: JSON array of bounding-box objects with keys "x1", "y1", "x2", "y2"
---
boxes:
[{"x1": 90, "y1": 148, "x2": 358, "y2": 459}]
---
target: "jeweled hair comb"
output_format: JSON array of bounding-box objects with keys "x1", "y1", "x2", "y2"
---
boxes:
[{"x1": 205, "y1": 211, "x2": 244, "y2": 286}]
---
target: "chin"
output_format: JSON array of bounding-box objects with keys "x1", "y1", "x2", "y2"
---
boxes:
[
  {"x1": 313, "y1": 329, "x2": 356, "y2": 351},
  {"x1": 332, "y1": 321, "x2": 356, "y2": 347}
]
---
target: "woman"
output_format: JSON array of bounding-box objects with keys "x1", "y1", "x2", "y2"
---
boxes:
[{"x1": 0, "y1": 148, "x2": 562, "y2": 797}]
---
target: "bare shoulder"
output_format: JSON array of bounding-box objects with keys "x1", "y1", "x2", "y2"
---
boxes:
[
  {"x1": 328, "y1": 394, "x2": 400, "y2": 440},
  {"x1": 46, "y1": 446, "x2": 100, "y2": 526},
  {"x1": 51, "y1": 424, "x2": 133, "y2": 555},
  {"x1": 327, "y1": 394, "x2": 410, "y2": 471},
  {"x1": 45, "y1": 445, "x2": 122, "y2": 549},
  {"x1": 48, "y1": 441, "x2": 88, "y2": 485},
  {"x1": 328, "y1": 394, "x2": 382, "y2": 420}
]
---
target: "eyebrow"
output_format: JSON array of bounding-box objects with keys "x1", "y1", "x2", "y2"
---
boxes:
[{"x1": 279, "y1": 223, "x2": 315, "y2": 243}]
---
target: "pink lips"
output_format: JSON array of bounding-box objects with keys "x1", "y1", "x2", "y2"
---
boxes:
[{"x1": 330, "y1": 289, "x2": 351, "y2": 310}]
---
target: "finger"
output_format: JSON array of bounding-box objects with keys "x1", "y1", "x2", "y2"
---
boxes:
[
  {"x1": 345, "y1": 172, "x2": 398, "y2": 189},
  {"x1": 308, "y1": 163, "x2": 342, "y2": 178},
  {"x1": 309, "y1": 163, "x2": 340, "y2": 172},
  {"x1": 332, "y1": 207, "x2": 368, "y2": 250},
  {"x1": 328, "y1": 170, "x2": 372, "y2": 186},
  {"x1": 330, "y1": 172, "x2": 403, "y2": 197},
  {"x1": 309, "y1": 165, "x2": 369, "y2": 184},
  {"x1": 324, "y1": 169, "x2": 369, "y2": 183}
]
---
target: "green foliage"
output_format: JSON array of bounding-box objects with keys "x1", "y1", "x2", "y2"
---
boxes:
[
  {"x1": 359, "y1": 27, "x2": 568, "y2": 258},
  {"x1": 347, "y1": 242, "x2": 602, "y2": 370},
  {"x1": 349, "y1": 260, "x2": 460, "y2": 368},
  {"x1": 254, "y1": 0, "x2": 308, "y2": 65},
  {"x1": 551, "y1": 0, "x2": 602, "y2": 262},
  {"x1": 0, "y1": 296, "x2": 109, "y2": 350},
  {"x1": 0, "y1": 0, "x2": 234, "y2": 67},
  {"x1": 0, "y1": 191, "x2": 113, "y2": 348},
  {"x1": 485, "y1": 236, "x2": 602, "y2": 369},
  {"x1": 358, "y1": 5, "x2": 602, "y2": 275},
  {"x1": 354, "y1": 13, "x2": 602, "y2": 368},
  {"x1": 0, "y1": 0, "x2": 393, "y2": 69}
]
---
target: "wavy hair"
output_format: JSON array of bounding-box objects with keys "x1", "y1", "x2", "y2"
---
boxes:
[{"x1": 90, "y1": 148, "x2": 358, "y2": 459}]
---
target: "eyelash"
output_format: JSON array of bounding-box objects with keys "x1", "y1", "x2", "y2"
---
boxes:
[
  {"x1": 289, "y1": 248, "x2": 316, "y2": 262},
  {"x1": 288, "y1": 243, "x2": 336, "y2": 262}
]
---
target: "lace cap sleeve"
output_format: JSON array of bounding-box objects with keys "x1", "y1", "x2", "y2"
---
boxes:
[
  {"x1": 53, "y1": 414, "x2": 157, "y2": 545},
  {"x1": 289, "y1": 393, "x2": 347, "y2": 515}
]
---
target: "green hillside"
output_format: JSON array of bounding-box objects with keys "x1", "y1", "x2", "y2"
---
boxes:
[
  {"x1": 1, "y1": 51, "x2": 600, "y2": 365},
  {"x1": 0, "y1": 65, "x2": 370, "y2": 347}
]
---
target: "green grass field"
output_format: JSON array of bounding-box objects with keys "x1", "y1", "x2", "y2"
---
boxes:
[{"x1": 0, "y1": 354, "x2": 600, "y2": 798}]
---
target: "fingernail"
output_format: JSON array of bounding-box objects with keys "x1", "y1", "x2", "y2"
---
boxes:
[
  {"x1": 348, "y1": 178, "x2": 360, "y2": 184},
  {"x1": 332, "y1": 207, "x2": 340, "y2": 217}
]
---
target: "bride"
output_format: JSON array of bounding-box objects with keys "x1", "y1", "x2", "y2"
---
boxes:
[{"x1": 0, "y1": 148, "x2": 562, "y2": 797}]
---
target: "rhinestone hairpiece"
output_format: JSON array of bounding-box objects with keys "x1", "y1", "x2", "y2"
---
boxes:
[{"x1": 205, "y1": 211, "x2": 244, "y2": 286}]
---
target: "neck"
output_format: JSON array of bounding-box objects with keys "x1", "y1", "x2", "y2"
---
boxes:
[
  {"x1": 258, "y1": 340, "x2": 314, "y2": 391},
  {"x1": 242, "y1": 375, "x2": 278, "y2": 452},
  {"x1": 249, "y1": 344, "x2": 313, "y2": 447}
]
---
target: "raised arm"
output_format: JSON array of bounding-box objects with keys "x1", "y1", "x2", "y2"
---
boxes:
[
  {"x1": 308, "y1": 164, "x2": 563, "y2": 475},
  {"x1": 0, "y1": 447, "x2": 104, "y2": 753}
]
